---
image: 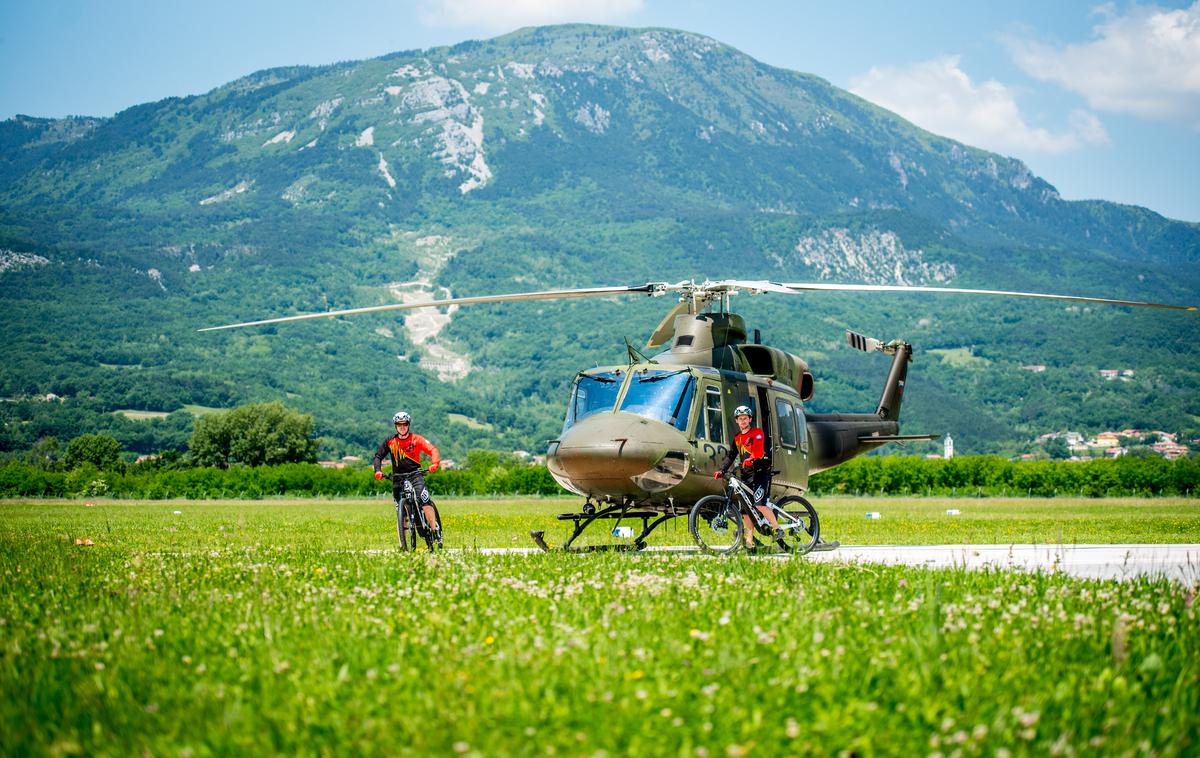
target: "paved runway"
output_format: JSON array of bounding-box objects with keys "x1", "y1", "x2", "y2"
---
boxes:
[{"x1": 477, "y1": 543, "x2": 1200, "y2": 583}]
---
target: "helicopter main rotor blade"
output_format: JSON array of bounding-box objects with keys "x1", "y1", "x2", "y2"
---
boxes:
[
  {"x1": 719, "y1": 280, "x2": 805, "y2": 296},
  {"x1": 199, "y1": 283, "x2": 668, "y2": 332},
  {"x1": 775, "y1": 282, "x2": 1197, "y2": 311}
]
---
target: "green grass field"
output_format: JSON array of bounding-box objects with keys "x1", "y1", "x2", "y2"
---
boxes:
[{"x1": 2, "y1": 497, "x2": 1197, "y2": 755}]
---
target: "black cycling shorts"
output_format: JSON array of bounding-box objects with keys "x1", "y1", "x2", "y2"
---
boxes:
[
  {"x1": 738, "y1": 467, "x2": 770, "y2": 507},
  {"x1": 393, "y1": 473, "x2": 435, "y2": 507}
]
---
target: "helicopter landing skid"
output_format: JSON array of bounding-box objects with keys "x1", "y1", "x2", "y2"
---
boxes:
[{"x1": 530, "y1": 503, "x2": 681, "y2": 553}]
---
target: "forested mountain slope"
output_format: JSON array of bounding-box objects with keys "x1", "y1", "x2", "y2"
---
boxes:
[{"x1": 2, "y1": 25, "x2": 1197, "y2": 459}]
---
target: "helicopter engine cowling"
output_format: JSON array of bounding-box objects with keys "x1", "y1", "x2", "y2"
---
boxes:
[{"x1": 650, "y1": 312, "x2": 814, "y2": 400}]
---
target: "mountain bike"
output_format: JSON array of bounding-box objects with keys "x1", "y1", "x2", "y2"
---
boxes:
[
  {"x1": 394, "y1": 469, "x2": 443, "y2": 551},
  {"x1": 688, "y1": 472, "x2": 819, "y2": 555}
]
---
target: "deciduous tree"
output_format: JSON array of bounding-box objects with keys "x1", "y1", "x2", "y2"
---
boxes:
[{"x1": 189, "y1": 402, "x2": 318, "y2": 468}]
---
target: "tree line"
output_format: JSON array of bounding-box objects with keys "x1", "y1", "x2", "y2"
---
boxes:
[
  {"x1": 2, "y1": 400, "x2": 1196, "y2": 499},
  {"x1": 806, "y1": 454, "x2": 1200, "y2": 497},
  {"x1": 1, "y1": 455, "x2": 1196, "y2": 500},
  {"x1": 0, "y1": 459, "x2": 561, "y2": 499}
]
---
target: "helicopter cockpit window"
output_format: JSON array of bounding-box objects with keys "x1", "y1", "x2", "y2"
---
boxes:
[
  {"x1": 563, "y1": 371, "x2": 624, "y2": 432},
  {"x1": 618, "y1": 370, "x2": 696, "y2": 432}
]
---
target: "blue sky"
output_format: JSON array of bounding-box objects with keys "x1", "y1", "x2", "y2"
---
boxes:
[{"x1": 2, "y1": 0, "x2": 1197, "y2": 221}]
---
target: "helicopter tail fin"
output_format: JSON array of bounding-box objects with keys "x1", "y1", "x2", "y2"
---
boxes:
[{"x1": 847, "y1": 331, "x2": 913, "y2": 421}]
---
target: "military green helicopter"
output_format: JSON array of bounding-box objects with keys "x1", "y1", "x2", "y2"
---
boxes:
[{"x1": 202, "y1": 279, "x2": 1195, "y2": 552}]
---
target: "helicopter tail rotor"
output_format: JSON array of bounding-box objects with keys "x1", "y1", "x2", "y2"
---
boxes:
[
  {"x1": 846, "y1": 330, "x2": 913, "y2": 420},
  {"x1": 846, "y1": 330, "x2": 884, "y2": 353}
]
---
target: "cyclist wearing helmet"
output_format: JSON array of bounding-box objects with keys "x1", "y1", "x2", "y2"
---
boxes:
[
  {"x1": 714, "y1": 404, "x2": 780, "y2": 547},
  {"x1": 373, "y1": 411, "x2": 442, "y2": 539}
]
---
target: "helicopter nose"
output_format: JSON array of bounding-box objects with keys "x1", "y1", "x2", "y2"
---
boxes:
[{"x1": 547, "y1": 412, "x2": 691, "y2": 496}]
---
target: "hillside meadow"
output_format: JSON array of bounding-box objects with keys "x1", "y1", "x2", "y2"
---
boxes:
[{"x1": 1, "y1": 497, "x2": 1197, "y2": 755}]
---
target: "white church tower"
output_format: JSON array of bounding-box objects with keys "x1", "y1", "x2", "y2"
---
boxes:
[{"x1": 944, "y1": 434, "x2": 954, "y2": 459}]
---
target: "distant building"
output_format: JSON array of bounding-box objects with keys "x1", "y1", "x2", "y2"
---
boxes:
[
  {"x1": 1020, "y1": 365, "x2": 1046, "y2": 372},
  {"x1": 1105, "y1": 447, "x2": 1126, "y2": 458},
  {"x1": 318, "y1": 461, "x2": 346, "y2": 469},
  {"x1": 1099, "y1": 369, "x2": 1119, "y2": 380},
  {"x1": 943, "y1": 434, "x2": 954, "y2": 459},
  {"x1": 341, "y1": 455, "x2": 362, "y2": 462},
  {"x1": 1091, "y1": 433, "x2": 1121, "y2": 448},
  {"x1": 1151, "y1": 442, "x2": 1189, "y2": 459}
]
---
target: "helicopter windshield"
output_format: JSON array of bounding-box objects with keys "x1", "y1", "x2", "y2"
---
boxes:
[
  {"x1": 619, "y1": 370, "x2": 695, "y2": 432},
  {"x1": 562, "y1": 371, "x2": 624, "y2": 432}
]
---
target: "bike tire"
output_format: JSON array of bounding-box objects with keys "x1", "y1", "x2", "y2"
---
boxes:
[
  {"x1": 400, "y1": 499, "x2": 421, "y2": 551},
  {"x1": 394, "y1": 498, "x2": 408, "y2": 551},
  {"x1": 689, "y1": 495, "x2": 744, "y2": 554},
  {"x1": 774, "y1": 495, "x2": 820, "y2": 555}
]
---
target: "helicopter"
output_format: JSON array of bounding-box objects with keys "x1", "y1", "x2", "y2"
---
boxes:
[{"x1": 202, "y1": 278, "x2": 1195, "y2": 552}]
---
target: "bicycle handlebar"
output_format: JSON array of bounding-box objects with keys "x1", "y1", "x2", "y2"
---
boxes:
[{"x1": 391, "y1": 468, "x2": 431, "y2": 478}]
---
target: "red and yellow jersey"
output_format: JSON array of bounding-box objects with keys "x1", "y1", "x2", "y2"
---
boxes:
[
  {"x1": 720, "y1": 426, "x2": 770, "y2": 474},
  {"x1": 373, "y1": 432, "x2": 440, "y2": 474},
  {"x1": 734, "y1": 427, "x2": 768, "y2": 464}
]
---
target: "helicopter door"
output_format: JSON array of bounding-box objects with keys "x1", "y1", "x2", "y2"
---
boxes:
[{"x1": 755, "y1": 387, "x2": 773, "y2": 444}]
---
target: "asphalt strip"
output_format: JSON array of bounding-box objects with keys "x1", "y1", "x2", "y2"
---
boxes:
[
  {"x1": 467, "y1": 543, "x2": 1200, "y2": 584},
  {"x1": 144, "y1": 544, "x2": 1200, "y2": 583}
]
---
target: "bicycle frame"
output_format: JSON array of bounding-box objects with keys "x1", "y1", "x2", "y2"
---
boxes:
[{"x1": 725, "y1": 476, "x2": 809, "y2": 537}]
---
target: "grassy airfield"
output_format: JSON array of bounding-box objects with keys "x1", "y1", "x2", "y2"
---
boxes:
[{"x1": 2, "y1": 497, "x2": 1198, "y2": 755}]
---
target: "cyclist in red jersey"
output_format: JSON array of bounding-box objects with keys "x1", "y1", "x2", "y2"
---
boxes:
[
  {"x1": 714, "y1": 405, "x2": 781, "y2": 547},
  {"x1": 373, "y1": 411, "x2": 442, "y2": 540}
]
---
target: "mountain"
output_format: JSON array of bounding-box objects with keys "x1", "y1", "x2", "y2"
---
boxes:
[{"x1": 1, "y1": 24, "x2": 1198, "y2": 460}]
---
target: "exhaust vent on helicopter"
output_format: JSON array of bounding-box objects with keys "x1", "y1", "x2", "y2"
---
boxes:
[{"x1": 846, "y1": 330, "x2": 884, "y2": 353}]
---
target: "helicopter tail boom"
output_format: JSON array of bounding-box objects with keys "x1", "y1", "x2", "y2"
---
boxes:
[{"x1": 876, "y1": 340, "x2": 912, "y2": 421}]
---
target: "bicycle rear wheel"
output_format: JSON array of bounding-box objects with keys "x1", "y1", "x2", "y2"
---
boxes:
[
  {"x1": 774, "y1": 495, "x2": 820, "y2": 555},
  {"x1": 689, "y1": 495, "x2": 744, "y2": 554},
  {"x1": 420, "y1": 504, "x2": 443, "y2": 550}
]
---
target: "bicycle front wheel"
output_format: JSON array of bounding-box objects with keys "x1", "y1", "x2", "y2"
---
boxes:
[
  {"x1": 398, "y1": 500, "x2": 420, "y2": 551},
  {"x1": 689, "y1": 495, "x2": 743, "y2": 554},
  {"x1": 774, "y1": 495, "x2": 820, "y2": 555}
]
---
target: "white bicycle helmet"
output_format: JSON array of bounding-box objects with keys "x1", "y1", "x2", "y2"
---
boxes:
[
  {"x1": 733, "y1": 405, "x2": 753, "y2": 418},
  {"x1": 392, "y1": 411, "x2": 412, "y2": 425}
]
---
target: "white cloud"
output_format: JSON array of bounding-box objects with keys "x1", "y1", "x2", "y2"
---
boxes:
[
  {"x1": 1007, "y1": 2, "x2": 1200, "y2": 129},
  {"x1": 849, "y1": 55, "x2": 1109, "y2": 155},
  {"x1": 419, "y1": 0, "x2": 643, "y2": 30}
]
